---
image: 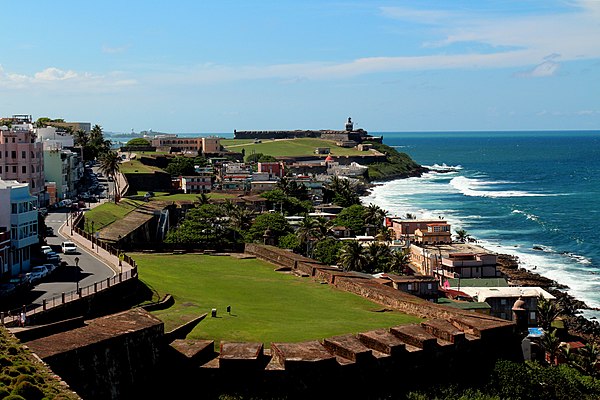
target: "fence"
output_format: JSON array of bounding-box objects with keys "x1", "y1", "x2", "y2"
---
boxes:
[{"x1": 1, "y1": 211, "x2": 138, "y2": 327}]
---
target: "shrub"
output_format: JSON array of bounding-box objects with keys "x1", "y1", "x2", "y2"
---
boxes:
[
  {"x1": 11, "y1": 381, "x2": 44, "y2": 400},
  {"x1": 3, "y1": 395, "x2": 26, "y2": 400}
]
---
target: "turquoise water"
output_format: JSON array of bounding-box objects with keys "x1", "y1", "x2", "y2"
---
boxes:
[{"x1": 363, "y1": 131, "x2": 600, "y2": 317}]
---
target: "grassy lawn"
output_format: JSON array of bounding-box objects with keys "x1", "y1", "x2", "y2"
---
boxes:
[
  {"x1": 120, "y1": 159, "x2": 164, "y2": 174},
  {"x1": 135, "y1": 253, "x2": 421, "y2": 346},
  {"x1": 151, "y1": 192, "x2": 237, "y2": 201},
  {"x1": 130, "y1": 191, "x2": 238, "y2": 202},
  {"x1": 83, "y1": 199, "x2": 145, "y2": 232},
  {"x1": 221, "y1": 138, "x2": 369, "y2": 157}
]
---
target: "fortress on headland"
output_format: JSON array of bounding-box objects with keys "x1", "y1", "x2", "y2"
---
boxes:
[{"x1": 234, "y1": 117, "x2": 383, "y2": 144}]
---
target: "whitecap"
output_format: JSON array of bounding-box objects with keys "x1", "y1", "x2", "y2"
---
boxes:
[{"x1": 450, "y1": 176, "x2": 551, "y2": 198}]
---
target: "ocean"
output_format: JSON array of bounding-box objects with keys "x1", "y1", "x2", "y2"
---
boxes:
[
  {"x1": 362, "y1": 131, "x2": 600, "y2": 318},
  {"x1": 111, "y1": 130, "x2": 600, "y2": 317}
]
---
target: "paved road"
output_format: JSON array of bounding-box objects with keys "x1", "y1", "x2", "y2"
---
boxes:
[{"x1": 24, "y1": 208, "x2": 116, "y2": 309}]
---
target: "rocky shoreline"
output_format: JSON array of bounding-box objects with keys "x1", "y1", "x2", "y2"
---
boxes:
[{"x1": 496, "y1": 254, "x2": 600, "y2": 341}]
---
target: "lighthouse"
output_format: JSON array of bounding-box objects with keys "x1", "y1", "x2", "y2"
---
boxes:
[{"x1": 345, "y1": 117, "x2": 354, "y2": 132}]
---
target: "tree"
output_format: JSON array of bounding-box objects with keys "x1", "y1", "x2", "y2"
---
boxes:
[
  {"x1": 332, "y1": 204, "x2": 366, "y2": 235},
  {"x1": 364, "y1": 242, "x2": 392, "y2": 273},
  {"x1": 296, "y1": 217, "x2": 321, "y2": 256},
  {"x1": 541, "y1": 329, "x2": 562, "y2": 365},
  {"x1": 576, "y1": 342, "x2": 600, "y2": 377},
  {"x1": 313, "y1": 237, "x2": 342, "y2": 265},
  {"x1": 278, "y1": 233, "x2": 301, "y2": 252},
  {"x1": 277, "y1": 176, "x2": 309, "y2": 200},
  {"x1": 98, "y1": 151, "x2": 121, "y2": 203},
  {"x1": 454, "y1": 228, "x2": 470, "y2": 243},
  {"x1": 245, "y1": 152, "x2": 277, "y2": 163},
  {"x1": 165, "y1": 156, "x2": 196, "y2": 176},
  {"x1": 247, "y1": 213, "x2": 292, "y2": 244},
  {"x1": 324, "y1": 176, "x2": 360, "y2": 207},
  {"x1": 126, "y1": 138, "x2": 151, "y2": 147},
  {"x1": 338, "y1": 240, "x2": 367, "y2": 272},
  {"x1": 389, "y1": 248, "x2": 412, "y2": 274},
  {"x1": 537, "y1": 296, "x2": 562, "y2": 332},
  {"x1": 364, "y1": 203, "x2": 387, "y2": 228}
]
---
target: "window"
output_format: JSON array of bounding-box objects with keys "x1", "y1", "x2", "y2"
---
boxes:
[
  {"x1": 427, "y1": 283, "x2": 433, "y2": 290},
  {"x1": 500, "y1": 312, "x2": 507, "y2": 319},
  {"x1": 22, "y1": 166, "x2": 26, "y2": 173},
  {"x1": 407, "y1": 284, "x2": 413, "y2": 291},
  {"x1": 11, "y1": 151, "x2": 16, "y2": 159},
  {"x1": 11, "y1": 204, "x2": 17, "y2": 214},
  {"x1": 500, "y1": 299, "x2": 507, "y2": 305},
  {"x1": 22, "y1": 151, "x2": 26, "y2": 159},
  {"x1": 12, "y1": 166, "x2": 17, "y2": 173}
]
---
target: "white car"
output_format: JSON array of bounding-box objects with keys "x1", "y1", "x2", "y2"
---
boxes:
[
  {"x1": 62, "y1": 241, "x2": 78, "y2": 254},
  {"x1": 41, "y1": 245, "x2": 53, "y2": 255},
  {"x1": 27, "y1": 265, "x2": 50, "y2": 282}
]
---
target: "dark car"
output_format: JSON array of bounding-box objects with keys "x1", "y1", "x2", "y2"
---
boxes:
[{"x1": 45, "y1": 226, "x2": 54, "y2": 236}]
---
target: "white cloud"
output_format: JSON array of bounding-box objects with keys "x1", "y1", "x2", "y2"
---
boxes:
[
  {"x1": 0, "y1": 65, "x2": 137, "y2": 91},
  {"x1": 515, "y1": 58, "x2": 561, "y2": 78},
  {"x1": 34, "y1": 67, "x2": 79, "y2": 81}
]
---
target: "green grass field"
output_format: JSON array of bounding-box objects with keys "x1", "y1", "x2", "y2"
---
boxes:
[
  {"x1": 221, "y1": 138, "x2": 369, "y2": 157},
  {"x1": 135, "y1": 253, "x2": 421, "y2": 346},
  {"x1": 130, "y1": 191, "x2": 238, "y2": 202},
  {"x1": 120, "y1": 159, "x2": 164, "y2": 174},
  {"x1": 83, "y1": 199, "x2": 145, "y2": 232}
]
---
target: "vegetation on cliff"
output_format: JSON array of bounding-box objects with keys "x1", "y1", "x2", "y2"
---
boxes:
[
  {"x1": 364, "y1": 141, "x2": 426, "y2": 182},
  {"x1": 0, "y1": 327, "x2": 79, "y2": 399}
]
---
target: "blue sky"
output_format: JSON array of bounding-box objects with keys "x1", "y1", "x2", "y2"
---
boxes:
[{"x1": 1, "y1": 1, "x2": 599, "y2": 133}]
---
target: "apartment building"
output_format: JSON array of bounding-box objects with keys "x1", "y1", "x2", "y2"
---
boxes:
[
  {"x1": 0, "y1": 180, "x2": 38, "y2": 276},
  {"x1": 0, "y1": 123, "x2": 46, "y2": 205}
]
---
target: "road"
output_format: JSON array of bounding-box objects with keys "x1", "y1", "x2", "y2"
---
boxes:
[{"x1": 23, "y1": 207, "x2": 116, "y2": 310}]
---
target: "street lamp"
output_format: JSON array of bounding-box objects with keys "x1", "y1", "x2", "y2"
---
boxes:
[
  {"x1": 117, "y1": 235, "x2": 122, "y2": 274},
  {"x1": 74, "y1": 256, "x2": 80, "y2": 294}
]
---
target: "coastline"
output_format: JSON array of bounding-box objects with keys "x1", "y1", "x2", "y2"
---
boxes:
[{"x1": 362, "y1": 174, "x2": 600, "y2": 342}]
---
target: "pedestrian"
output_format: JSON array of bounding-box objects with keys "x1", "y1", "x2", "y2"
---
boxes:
[{"x1": 20, "y1": 311, "x2": 26, "y2": 327}]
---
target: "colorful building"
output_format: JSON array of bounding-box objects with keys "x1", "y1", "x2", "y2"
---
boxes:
[
  {"x1": 0, "y1": 180, "x2": 38, "y2": 276},
  {"x1": 0, "y1": 123, "x2": 46, "y2": 205}
]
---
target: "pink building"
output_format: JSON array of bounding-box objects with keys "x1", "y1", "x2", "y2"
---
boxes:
[
  {"x1": 387, "y1": 218, "x2": 450, "y2": 241},
  {"x1": 151, "y1": 136, "x2": 221, "y2": 155},
  {"x1": 0, "y1": 123, "x2": 45, "y2": 204},
  {"x1": 257, "y1": 161, "x2": 284, "y2": 178}
]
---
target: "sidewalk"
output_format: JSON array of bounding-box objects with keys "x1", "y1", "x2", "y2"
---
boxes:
[{"x1": 58, "y1": 212, "x2": 132, "y2": 275}]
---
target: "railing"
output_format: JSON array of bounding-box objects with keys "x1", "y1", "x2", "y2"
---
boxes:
[
  {"x1": 0, "y1": 211, "x2": 139, "y2": 327},
  {"x1": 0, "y1": 267, "x2": 138, "y2": 326}
]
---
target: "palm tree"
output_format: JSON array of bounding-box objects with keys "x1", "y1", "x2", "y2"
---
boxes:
[
  {"x1": 541, "y1": 329, "x2": 562, "y2": 365},
  {"x1": 389, "y1": 248, "x2": 412, "y2": 274},
  {"x1": 454, "y1": 228, "x2": 470, "y2": 243},
  {"x1": 196, "y1": 192, "x2": 210, "y2": 205},
  {"x1": 98, "y1": 151, "x2": 122, "y2": 203},
  {"x1": 364, "y1": 242, "x2": 392, "y2": 273},
  {"x1": 537, "y1": 296, "x2": 562, "y2": 332},
  {"x1": 364, "y1": 203, "x2": 387, "y2": 229},
  {"x1": 576, "y1": 342, "x2": 600, "y2": 377},
  {"x1": 375, "y1": 227, "x2": 393, "y2": 242},
  {"x1": 338, "y1": 240, "x2": 367, "y2": 272},
  {"x1": 296, "y1": 217, "x2": 321, "y2": 256}
]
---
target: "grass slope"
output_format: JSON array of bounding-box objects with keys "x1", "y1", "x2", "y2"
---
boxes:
[
  {"x1": 221, "y1": 138, "x2": 368, "y2": 157},
  {"x1": 135, "y1": 253, "x2": 421, "y2": 346},
  {"x1": 83, "y1": 199, "x2": 144, "y2": 232}
]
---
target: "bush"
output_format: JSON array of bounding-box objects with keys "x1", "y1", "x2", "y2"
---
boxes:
[{"x1": 11, "y1": 381, "x2": 44, "y2": 400}]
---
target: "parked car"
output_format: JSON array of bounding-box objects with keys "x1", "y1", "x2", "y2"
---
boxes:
[
  {"x1": 45, "y1": 226, "x2": 54, "y2": 236},
  {"x1": 27, "y1": 265, "x2": 50, "y2": 282},
  {"x1": 46, "y1": 252, "x2": 61, "y2": 265},
  {"x1": 62, "y1": 241, "x2": 78, "y2": 254},
  {"x1": 9, "y1": 275, "x2": 32, "y2": 292},
  {"x1": 41, "y1": 245, "x2": 53, "y2": 255}
]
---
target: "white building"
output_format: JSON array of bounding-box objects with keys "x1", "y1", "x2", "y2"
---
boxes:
[{"x1": 0, "y1": 180, "x2": 38, "y2": 276}]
